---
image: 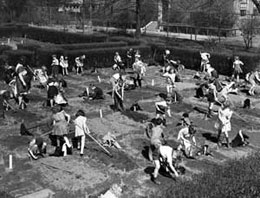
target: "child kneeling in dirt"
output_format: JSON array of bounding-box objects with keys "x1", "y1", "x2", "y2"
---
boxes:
[
  {"x1": 177, "y1": 124, "x2": 197, "y2": 158},
  {"x1": 151, "y1": 145, "x2": 179, "y2": 185},
  {"x1": 28, "y1": 137, "x2": 47, "y2": 160}
]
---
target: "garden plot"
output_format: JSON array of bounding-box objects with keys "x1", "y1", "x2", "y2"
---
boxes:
[{"x1": 0, "y1": 66, "x2": 260, "y2": 197}]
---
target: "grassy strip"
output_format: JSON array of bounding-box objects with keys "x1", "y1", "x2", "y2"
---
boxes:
[{"x1": 158, "y1": 152, "x2": 260, "y2": 198}]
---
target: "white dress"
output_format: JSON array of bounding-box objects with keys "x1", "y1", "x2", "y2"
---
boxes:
[{"x1": 74, "y1": 115, "x2": 88, "y2": 137}]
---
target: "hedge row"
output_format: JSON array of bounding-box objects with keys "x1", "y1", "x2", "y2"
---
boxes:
[
  {"x1": 108, "y1": 36, "x2": 142, "y2": 46},
  {"x1": 3, "y1": 50, "x2": 35, "y2": 66},
  {"x1": 56, "y1": 41, "x2": 128, "y2": 50},
  {"x1": 0, "y1": 45, "x2": 12, "y2": 55},
  {"x1": 0, "y1": 25, "x2": 108, "y2": 44},
  {"x1": 23, "y1": 27, "x2": 108, "y2": 44},
  {"x1": 17, "y1": 43, "x2": 44, "y2": 51},
  {"x1": 0, "y1": 27, "x2": 20, "y2": 38},
  {"x1": 150, "y1": 43, "x2": 260, "y2": 76}
]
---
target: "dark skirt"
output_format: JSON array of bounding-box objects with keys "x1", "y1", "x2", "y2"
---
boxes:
[
  {"x1": 16, "y1": 76, "x2": 30, "y2": 95},
  {"x1": 233, "y1": 66, "x2": 243, "y2": 75},
  {"x1": 113, "y1": 91, "x2": 124, "y2": 111},
  {"x1": 47, "y1": 86, "x2": 58, "y2": 99},
  {"x1": 207, "y1": 91, "x2": 215, "y2": 102}
]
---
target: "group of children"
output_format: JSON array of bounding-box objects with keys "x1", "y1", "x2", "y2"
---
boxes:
[
  {"x1": 50, "y1": 54, "x2": 86, "y2": 76},
  {"x1": 143, "y1": 49, "x2": 252, "y2": 184},
  {"x1": 0, "y1": 48, "x2": 254, "y2": 186},
  {"x1": 28, "y1": 108, "x2": 91, "y2": 159}
]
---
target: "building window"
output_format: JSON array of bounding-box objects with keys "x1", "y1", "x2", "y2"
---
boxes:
[{"x1": 240, "y1": 10, "x2": 247, "y2": 16}]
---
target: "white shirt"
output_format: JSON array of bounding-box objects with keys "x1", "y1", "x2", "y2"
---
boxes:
[
  {"x1": 177, "y1": 127, "x2": 190, "y2": 142},
  {"x1": 233, "y1": 60, "x2": 244, "y2": 68},
  {"x1": 114, "y1": 55, "x2": 122, "y2": 63},
  {"x1": 52, "y1": 58, "x2": 59, "y2": 66},
  {"x1": 75, "y1": 57, "x2": 83, "y2": 67},
  {"x1": 112, "y1": 73, "x2": 120, "y2": 80},
  {"x1": 159, "y1": 145, "x2": 173, "y2": 164}
]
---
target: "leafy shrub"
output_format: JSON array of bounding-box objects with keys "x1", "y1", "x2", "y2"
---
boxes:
[
  {"x1": 3, "y1": 50, "x2": 35, "y2": 66},
  {"x1": 36, "y1": 47, "x2": 65, "y2": 67},
  {"x1": 56, "y1": 41, "x2": 128, "y2": 50},
  {"x1": 159, "y1": 153, "x2": 260, "y2": 198}
]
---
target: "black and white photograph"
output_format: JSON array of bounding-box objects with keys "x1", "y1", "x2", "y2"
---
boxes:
[{"x1": 0, "y1": 0, "x2": 260, "y2": 197}]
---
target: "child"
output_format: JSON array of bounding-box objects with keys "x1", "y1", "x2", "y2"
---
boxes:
[
  {"x1": 28, "y1": 137, "x2": 47, "y2": 160},
  {"x1": 217, "y1": 101, "x2": 233, "y2": 147},
  {"x1": 232, "y1": 56, "x2": 244, "y2": 82},
  {"x1": 74, "y1": 109, "x2": 90, "y2": 157}
]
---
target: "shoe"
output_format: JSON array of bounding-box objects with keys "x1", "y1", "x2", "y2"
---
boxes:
[
  {"x1": 80, "y1": 154, "x2": 83, "y2": 157},
  {"x1": 151, "y1": 175, "x2": 161, "y2": 185}
]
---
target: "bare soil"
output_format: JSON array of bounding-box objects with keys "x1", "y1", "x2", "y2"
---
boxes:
[{"x1": 0, "y1": 66, "x2": 260, "y2": 197}]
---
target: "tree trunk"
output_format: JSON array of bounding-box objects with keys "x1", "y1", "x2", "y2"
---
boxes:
[
  {"x1": 135, "y1": 0, "x2": 141, "y2": 39},
  {"x1": 158, "y1": 0, "x2": 163, "y2": 31},
  {"x1": 252, "y1": 0, "x2": 260, "y2": 13}
]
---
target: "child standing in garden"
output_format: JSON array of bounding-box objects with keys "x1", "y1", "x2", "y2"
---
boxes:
[
  {"x1": 74, "y1": 109, "x2": 90, "y2": 157},
  {"x1": 232, "y1": 56, "x2": 244, "y2": 82}
]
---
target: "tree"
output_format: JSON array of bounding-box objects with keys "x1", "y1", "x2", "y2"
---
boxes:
[
  {"x1": 240, "y1": 15, "x2": 260, "y2": 49},
  {"x1": 135, "y1": 0, "x2": 141, "y2": 38},
  {"x1": 0, "y1": 0, "x2": 28, "y2": 22}
]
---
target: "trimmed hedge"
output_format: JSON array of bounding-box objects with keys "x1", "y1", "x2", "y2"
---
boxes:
[
  {"x1": 150, "y1": 43, "x2": 260, "y2": 76},
  {"x1": 0, "y1": 45, "x2": 12, "y2": 55},
  {"x1": 56, "y1": 41, "x2": 128, "y2": 50},
  {"x1": 36, "y1": 47, "x2": 65, "y2": 67},
  {"x1": 3, "y1": 50, "x2": 35, "y2": 66},
  {"x1": 108, "y1": 36, "x2": 142, "y2": 46},
  {"x1": 0, "y1": 25, "x2": 108, "y2": 44},
  {"x1": 22, "y1": 27, "x2": 108, "y2": 44},
  {"x1": 16, "y1": 43, "x2": 43, "y2": 51},
  {"x1": 0, "y1": 26, "x2": 20, "y2": 38}
]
